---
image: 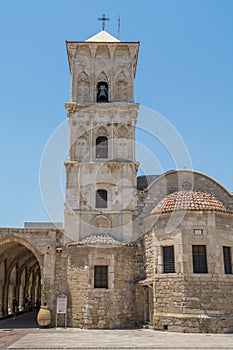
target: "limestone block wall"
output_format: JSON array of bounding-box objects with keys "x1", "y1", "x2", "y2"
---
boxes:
[
  {"x1": 66, "y1": 245, "x2": 136, "y2": 328},
  {"x1": 135, "y1": 210, "x2": 233, "y2": 332}
]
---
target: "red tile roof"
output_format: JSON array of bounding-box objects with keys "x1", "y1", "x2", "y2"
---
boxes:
[{"x1": 152, "y1": 191, "x2": 228, "y2": 214}]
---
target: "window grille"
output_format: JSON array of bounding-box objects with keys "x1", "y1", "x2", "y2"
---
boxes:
[
  {"x1": 96, "y1": 189, "x2": 107, "y2": 208},
  {"x1": 192, "y1": 245, "x2": 208, "y2": 273},
  {"x1": 96, "y1": 136, "x2": 108, "y2": 158},
  {"x1": 94, "y1": 266, "x2": 108, "y2": 288},
  {"x1": 163, "y1": 246, "x2": 175, "y2": 273},
  {"x1": 223, "y1": 246, "x2": 232, "y2": 274},
  {"x1": 194, "y1": 229, "x2": 203, "y2": 237}
]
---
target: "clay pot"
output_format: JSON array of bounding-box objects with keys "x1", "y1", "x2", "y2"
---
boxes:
[{"x1": 37, "y1": 305, "x2": 52, "y2": 327}]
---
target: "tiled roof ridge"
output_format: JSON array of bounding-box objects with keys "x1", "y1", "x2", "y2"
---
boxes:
[
  {"x1": 152, "y1": 190, "x2": 229, "y2": 214},
  {"x1": 67, "y1": 233, "x2": 123, "y2": 246}
]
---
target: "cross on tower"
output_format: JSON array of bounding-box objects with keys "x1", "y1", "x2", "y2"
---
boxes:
[{"x1": 98, "y1": 14, "x2": 110, "y2": 31}]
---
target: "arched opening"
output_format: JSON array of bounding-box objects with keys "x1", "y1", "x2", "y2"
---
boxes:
[
  {"x1": 96, "y1": 136, "x2": 108, "y2": 159},
  {"x1": 0, "y1": 241, "x2": 41, "y2": 318},
  {"x1": 96, "y1": 189, "x2": 107, "y2": 208},
  {"x1": 97, "y1": 81, "x2": 108, "y2": 102}
]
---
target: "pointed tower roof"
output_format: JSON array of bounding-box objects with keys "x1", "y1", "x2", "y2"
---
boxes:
[{"x1": 86, "y1": 30, "x2": 120, "y2": 42}]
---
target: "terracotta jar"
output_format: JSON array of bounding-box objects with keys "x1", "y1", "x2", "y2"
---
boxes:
[{"x1": 37, "y1": 305, "x2": 52, "y2": 327}]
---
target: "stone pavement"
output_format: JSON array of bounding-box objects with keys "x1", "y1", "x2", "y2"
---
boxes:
[{"x1": 0, "y1": 313, "x2": 233, "y2": 350}]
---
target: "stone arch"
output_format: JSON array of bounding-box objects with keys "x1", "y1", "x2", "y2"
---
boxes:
[
  {"x1": 114, "y1": 45, "x2": 130, "y2": 57},
  {"x1": 97, "y1": 71, "x2": 108, "y2": 83},
  {"x1": 77, "y1": 71, "x2": 90, "y2": 103},
  {"x1": 95, "y1": 45, "x2": 110, "y2": 58},
  {"x1": 115, "y1": 71, "x2": 128, "y2": 102},
  {"x1": 117, "y1": 125, "x2": 129, "y2": 138},
  {"x1": 0, "y1": 236, "x2": 42, "y2": 317},
  {"x1": 96, "y1": 125, "x2": 108, "y2": 137}
]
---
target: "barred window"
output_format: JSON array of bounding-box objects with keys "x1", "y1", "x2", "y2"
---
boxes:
[
  {"x1": 96, "y1": 136, "x2": 108, "y2": 158},
  {"x1": 163, "y1": 246, "x2": 175, "y2": 273},
  {"x1": 192, "y1": 245, "x2": 208, "y2": 273},
  {"x1": 96, "y1": 189, "x2": 107, "y2": 208},
  {"x1": 94, "y1": 266, "x2": 108, "y2": 288},
  {"x1": 223, "y1": 246, "x2": 232, "y2": 274}
]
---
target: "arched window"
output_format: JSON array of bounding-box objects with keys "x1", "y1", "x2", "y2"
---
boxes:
[
  {"x1": 96, "y1": 189, "x2": 107, "y2": 208},
  {"x1": 97, "y1": 81, "x2": 108, "y2": 102},
  {"x1": 96, "y1": 136, "x2": 108, "y2": 159}
]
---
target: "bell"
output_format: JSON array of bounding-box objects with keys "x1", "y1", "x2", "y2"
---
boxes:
[{"x1": 97, "y1": 83, "x2": 108, "y2": 102}]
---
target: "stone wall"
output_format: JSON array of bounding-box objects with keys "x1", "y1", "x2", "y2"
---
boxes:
[
  {"x1": 66, "y1": 245, "x2": 136, "y2": 328},
  {"x1": 134, "y1": 210, "x2": 233, "y2": 333}
]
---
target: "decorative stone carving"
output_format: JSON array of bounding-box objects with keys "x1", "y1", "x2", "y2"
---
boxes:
[
  {"x1": 91, "y1": 215, "x2": 111, "y2": 234},
  {"x1": 77, "y1": 71, "x2": 90, "y2": 103},
  {"x1": 115, "y1": 71, "x2": 128, "y2": 101}
]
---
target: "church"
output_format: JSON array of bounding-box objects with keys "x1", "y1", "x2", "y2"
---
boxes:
[{"x1": 0, "y1": 26, "x2": 233, "y2": 333}]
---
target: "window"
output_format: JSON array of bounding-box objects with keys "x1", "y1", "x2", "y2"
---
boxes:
[
  {"x1": 163, "y1": 246, "x2": 175, "y2": 273},
  {"x1": 192, "y1": 245, "x2": 208, "y2": 273},
  {"x1": 96, "y1": 136, "x2": 108, "y2": 158},
  {"x1": 96, "y1": 189, "x2": 107, "y2": 208},
  {"x1": 223, "y1": 246, "x2": 232, "y2": 274},
  {"x1": 94, "y1": 266, "x2": 108, "y2": 288},
  {"x1": 194, "y1": 229, "x2": 203, "y2": 237}
]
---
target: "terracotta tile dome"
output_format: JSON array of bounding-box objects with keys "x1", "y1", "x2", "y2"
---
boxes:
[{"x1": 152, "y1": 191, "x2": 228, "y2": 214}]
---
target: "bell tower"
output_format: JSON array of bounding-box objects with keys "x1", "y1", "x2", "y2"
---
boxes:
[{"x1": 64, "y1": 29, "x2": 140, "y2": 243}]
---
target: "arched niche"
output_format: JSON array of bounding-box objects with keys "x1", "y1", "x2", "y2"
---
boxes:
[
  {"x1": 115, "y1": 71, "x2": 128, "y2": 102},
  {"x1": 116, "y1": 125, "x2": 130, "y2": 159},
  {"x1": 77, "y1": 71, "x2": 90, "y2": 103}
]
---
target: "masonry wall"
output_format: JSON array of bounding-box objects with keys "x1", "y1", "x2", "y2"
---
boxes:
[
  {"x1": 136, "y1": 211, "x2": 233, "y2": 333},
  {"x1": 66, "y1": 245, "x2": 136, "y2": 328}
]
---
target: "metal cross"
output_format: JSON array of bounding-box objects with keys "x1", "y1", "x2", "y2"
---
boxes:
[{"x1": 98, "y1": 14, "x2": 110, "y2": 31}]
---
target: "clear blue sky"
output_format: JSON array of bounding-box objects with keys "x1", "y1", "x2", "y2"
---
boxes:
[{"x1": 0, "y1": 0, "x2": 232, "y2": 227}]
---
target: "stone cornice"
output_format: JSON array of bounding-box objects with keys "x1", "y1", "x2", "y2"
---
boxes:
[
  {"x1": 64, "y1": 160, "x2": 140, "y2": 169},
  {"x1": 64, "y1": 102, "x2": 140, "y2": 116},
  {"x1": 66, "y1": 41, "x2": 139, "y2": 76}
]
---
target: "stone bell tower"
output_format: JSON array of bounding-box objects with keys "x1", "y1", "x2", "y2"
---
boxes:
[{"x1": 64, "y1": 29, "x2": 140, "y2": 243}]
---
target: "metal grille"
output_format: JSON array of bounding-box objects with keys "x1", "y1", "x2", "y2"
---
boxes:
[
  {"x1": 192, "y1": 245, "x2": 208, "y2": 273},
  {"x1": 163, "y1": 246, "x2": 175, "y2": 273},
  {"x1": 94, "y1": 266, "x2": 108, "y2": 288},
  {"x1": 96, "y1": 189, "x2": 107, "y2": 208},
  {"x1": 96, "y1": 136, "x2": 108, "y2": 158},
  {"x1": 223, "y1": 246, "x2": 232, "y2": 274}
]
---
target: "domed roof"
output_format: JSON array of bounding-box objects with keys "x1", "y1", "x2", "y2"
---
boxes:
[{"x1": 151, "y1": 191, "x2": 228, "y2": 214}]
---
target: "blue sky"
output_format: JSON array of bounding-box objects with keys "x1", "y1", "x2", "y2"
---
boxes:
[{"x1": 0, "y1": 0, "x2": 232, "y2": 227}]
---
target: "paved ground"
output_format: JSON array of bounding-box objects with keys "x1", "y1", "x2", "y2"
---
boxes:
[{"x1": 0, "y1": 313, "x2": 233, "y2": 350}]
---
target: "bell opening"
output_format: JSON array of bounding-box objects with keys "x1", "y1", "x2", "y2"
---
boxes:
[{"x1": 97, "y1": 81, "x2": 108, "y2": 103}]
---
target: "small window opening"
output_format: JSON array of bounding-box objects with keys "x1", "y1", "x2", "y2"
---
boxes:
[
  {"x1": 194, "y1": 229, "x2": 203, "y2": 237},
  {"x1": 96, "y1": 189, "x2": 107, "y2": 208},
  {"x1": 192, "y1": 245, "x2": 208, "y2": 273},
  {"x1": 97, "y1": 82, "x2": 108, "y2": 102},
  {"x1": 223, "y1": 246, "x2": 232, "y2": 274},
  {"x1": 163, "y1": 246, "x2": 175, "y2": 273},
  {"x1": 96, "y1": 136, "x2": 108, "y2": 159},
  {"x1": 94, "y1": 266, "x2": 108, "y2": 288}
]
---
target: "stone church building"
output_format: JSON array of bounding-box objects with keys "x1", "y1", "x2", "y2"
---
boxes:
[{"x1": 0, "y1": 29, "x2": 233, "y2": 333}]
